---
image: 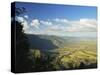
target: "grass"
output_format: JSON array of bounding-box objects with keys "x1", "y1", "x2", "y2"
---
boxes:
[
  {"x1": 51, "y1": 40, "x2": 97, "y2": 69},
  {"x1": 29, "y1": 40, "x2": 97, "y2": 70}
]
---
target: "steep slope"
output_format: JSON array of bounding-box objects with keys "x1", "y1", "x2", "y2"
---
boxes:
[{"x1": 27, "y1": 34, "x2": 58, "y2": 51}]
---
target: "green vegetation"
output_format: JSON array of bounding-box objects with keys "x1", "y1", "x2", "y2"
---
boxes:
[
  {"x1": 56, "y1": 48, "x2": 96, "y2": 69},
  {"x1": 28, "y1": 40, "x2": 97, "y2": 71}
]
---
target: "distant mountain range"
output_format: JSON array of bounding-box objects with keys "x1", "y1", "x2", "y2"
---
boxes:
[
  {"x1": 26, "y1": 34, "x2": 97, "y2": 51},
  {"x1": 27, "y1": 34, "x2": 58, "y2": 51}
]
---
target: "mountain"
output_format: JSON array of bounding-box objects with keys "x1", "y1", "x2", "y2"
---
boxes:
[
  {"x1": 26, "y1": 34, "x2": 97, "y2": 51},
  {"x1": 26, "y1": 34, "x2": 97, "y2": 69},
  {"x1": 27, "y1": 34, "x2": 59, "y2": 51}
]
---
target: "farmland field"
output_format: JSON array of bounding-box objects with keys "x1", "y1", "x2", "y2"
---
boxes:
[{"x1": 28, "y1": 35, "x2": 97, "y2": 71}]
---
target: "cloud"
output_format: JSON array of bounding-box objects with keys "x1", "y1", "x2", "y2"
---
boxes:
[
  {"x1": 47, "y1": 18, "x2": 97, "y2": 32},
  {"x1": 16, "y1": 16, "x2": 29, "y2": 31},
  {"x1": 16, "y1": 16, "x2": 97, "y2": 36},
  {"x1": 16, "y1": 16, "x2": 40, "y2": 33},
  {"x1": 67, "y1": 18, "x2": 97, "y2": 32},
  {"x1": 54, "y1": 18, "x2": 68, "y2": 23},
  {"x1": 40, "y1": 20, "x2": 52, "y2": 26},
  {"x1": 24, "y1": 15, "x2": 29, "y2": 19},
  {"x1": 16, "y1": 16, "x2": 24, "y2": 22},
  {"x1": 79, "y1": 19, "x2": 97, "y2": 28},
  {"x1": 30, "y1": 19, "x2": 40, "y2": 29},
  {"x1": 22, "y1": 20, "x2": 29, "y2": 30}
]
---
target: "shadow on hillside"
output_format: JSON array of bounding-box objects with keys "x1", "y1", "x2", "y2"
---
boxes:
[{"x1": 27, "y1": 34, "x2": 58, "y2": 51}]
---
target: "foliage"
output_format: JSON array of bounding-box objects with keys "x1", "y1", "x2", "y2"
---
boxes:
[
  {"x1": 29, "y1": 40, "x2": 97, "y2": 71},
  {"x1": 12, "y1": 7, "x2": 33, "y2": 72},
  {"x1": 15, "y1": 7, "x2": 26, "y2": 16}
]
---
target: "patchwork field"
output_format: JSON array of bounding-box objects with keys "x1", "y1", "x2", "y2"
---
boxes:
[{"x1": 28, "y1": 35, "x2": 97, "y2": 71}]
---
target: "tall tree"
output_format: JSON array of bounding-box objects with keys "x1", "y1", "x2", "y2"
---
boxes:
[{"x1": 12, "y1": 7, "x2": 33, "y2": 72}]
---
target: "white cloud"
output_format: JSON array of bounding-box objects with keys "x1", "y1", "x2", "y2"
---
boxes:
[
  {"x1": 48, "y1": 18, "x2": 97, "y2": 32},
  {"x1": 16, "y1": 16, "x2": 24, "y2": 22},
  {"x1": 22, "y1": 20, "x2": 29, "y2": 30},
  {"x1": 54, "y1": 18, "x2": 68, "y2": 23},
  {"x1": 79, "y1": 19, "x2": 97, "y2": 28},
  {"x1": 16, "y1": 16, "x2": 29, "y2": 30},
  {"x1": 30, "y1": 19, "x2": 40, "y2": 29},
  {"x1": 40, "y1": 20, "x2": 52, "y2": 26},
  {"x1": 68, "y1": 19, "x2": 97, "y2": 32},
  {"x1": 24, "y1": 15, "x2": 29, "y2": 19},
  {"x1": 16, "y1": 16, "x2": 97, "y2": 36}
]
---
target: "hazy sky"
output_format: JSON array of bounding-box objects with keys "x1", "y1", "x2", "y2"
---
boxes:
[{"x1": 15, "y1": 2, "x2": 97, "y2": 37}]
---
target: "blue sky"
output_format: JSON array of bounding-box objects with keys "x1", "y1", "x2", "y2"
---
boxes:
[
  {"x1": 16, "y1": 2, "x2": 97, "y2": 21},
  {"x1": 15, "y1": 2, "x2": 97, "y2": 37}
]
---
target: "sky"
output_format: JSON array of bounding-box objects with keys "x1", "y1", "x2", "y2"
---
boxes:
[{"x1": 15, "y1": 2, "x2": 97, "y2": 37}]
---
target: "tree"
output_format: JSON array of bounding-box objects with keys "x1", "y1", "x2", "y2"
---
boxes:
[{"x1": 12, "y1": 7, "x2": 33, "y2": 72}]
